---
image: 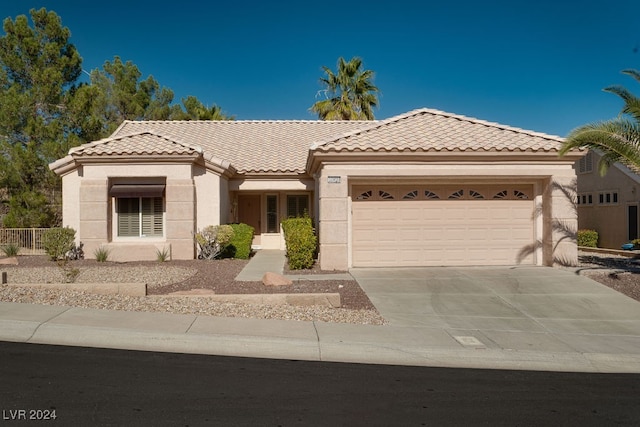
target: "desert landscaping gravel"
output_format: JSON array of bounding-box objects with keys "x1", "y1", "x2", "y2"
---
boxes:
[
  {"x1": 1, "y1": 251, "x2": 638, "y2": 325},
  {"x1": 573, "y1": 252, "x2": 640, "y2": 302},
  {"x1": 0, "y1": 256, "x2": 386, "y2": 325}
]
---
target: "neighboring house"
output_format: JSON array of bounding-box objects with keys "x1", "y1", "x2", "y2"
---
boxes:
[
  {"x1": 49, "y1": 108, "x2": 582, "y2": 269},
  {"x1": 575, "y1": 150, "x2": 640, "y2": 248}
]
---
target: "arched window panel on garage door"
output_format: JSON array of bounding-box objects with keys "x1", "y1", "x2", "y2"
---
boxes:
[
  {"x1": 403, "y1": 190, "x2": 419, "y2": 200},
  {"x1": 352, "y1": 185, "x2": 534, "y2": 202},
  {"x1": 379, "y1": 190, "x2": 395, "y2": 200},
  {"x1": 493, "y1": 190, "x2": 508, "y2": 199},
  {"x1": 469, "y1": 190, "x2": 485, "y2": 199},
  {"x1": 448, "y1": 189, "x2": 464, "y2": 199},
  {"x1": 424, "y1": 190, "x2": 440, "y2": 199},
  {"x1": 355, "y1": 190, "x2": 373, "y2": 200},
  {"x1": 353, "y1": 187, "x2": 399, "y2": 201}
]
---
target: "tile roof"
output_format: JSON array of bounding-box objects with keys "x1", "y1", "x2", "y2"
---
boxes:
[
  {"x1": 311, "y1": 108, "x2": 566, "y2": 153},
  {"x1": 111, "y1": 120, "x2": 368, "y2": 174},
  {"x1": 62, "y1": 108, "x2": 570, "y2": 176},
  {"x1": 70, "y1": 131, "x2": 202, "y2": 156}
]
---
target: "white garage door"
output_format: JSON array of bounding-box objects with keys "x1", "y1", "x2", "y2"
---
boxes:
[{"x1": 352, "y1": 185, "x2": 534, "y2": 267}]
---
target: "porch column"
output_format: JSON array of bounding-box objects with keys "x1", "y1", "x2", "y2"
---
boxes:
[
  {"x1": 165, "y1": 179, "x2": 196, "y2": 260},
  {"x1": 78, "y1": 179, "x2": 109, "y2": 257},
  {"x1": 318, "y1": 171, "x2": 349, "y2": 271},
  {"x1": 543, "y1": 176, "x2": 578, "y2": 267}
]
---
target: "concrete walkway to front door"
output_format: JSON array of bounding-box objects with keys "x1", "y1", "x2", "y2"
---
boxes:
[
  {"x1": 350, "y1": 266, "x2": 640, "y2": 356},
  {"x1": 235, "y1": 250, "x2": 353, "y2": 281},
  {"x1": 235, "y1": 250, "x2": 285, "y2": 281}
]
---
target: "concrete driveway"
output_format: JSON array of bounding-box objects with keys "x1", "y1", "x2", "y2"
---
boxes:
[{"x1": 350, "y1": 266, "x2": 640, "y2": 355}]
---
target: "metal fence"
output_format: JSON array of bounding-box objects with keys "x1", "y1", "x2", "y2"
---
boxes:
[{"x1": 0, "y1": 228, "x2": 50, "y2": 255}]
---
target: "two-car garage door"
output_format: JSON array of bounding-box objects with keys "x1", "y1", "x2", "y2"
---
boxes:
[{"x1": 351, "y1": 185, "x2": 535, "y2": 267}]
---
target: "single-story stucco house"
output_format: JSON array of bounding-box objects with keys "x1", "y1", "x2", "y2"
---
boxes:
[
  {"x1": 575, "y1": 150, "x2": 640, "y2": 248},
  {"x1": 49, "y1": 108, "x2": 583, "y2": 269}
]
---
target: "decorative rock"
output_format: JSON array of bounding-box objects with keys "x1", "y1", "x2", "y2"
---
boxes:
[
  {"x1": 262, "y1": 271, "x2": 293, "y2": 287},
  {"x1": 0, "y1": 257, "x2": 18, "y2": 265}
]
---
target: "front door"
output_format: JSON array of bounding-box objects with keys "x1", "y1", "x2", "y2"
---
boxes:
[{"x1": 238, "y1": 194, "x2": 261, "y2": 245}]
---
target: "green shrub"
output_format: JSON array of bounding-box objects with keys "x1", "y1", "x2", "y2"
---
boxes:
[
  {"x1": 632, "y1": 239, "x2": 640, "y2": 249},
  {"x1": 42, "y1": 227, "x2": 77, "y2": 261},
  {"x1": 1, "y1": 243, "x2": 20, "y2": 257},
  {"x1": 281, "y1": 216, "x2": 317, "y2": 270},
  {"x1": 577, "y1": 229, "x2": 598, "y2": 248},
  {"x1": 94, "y1": 246, "x2": 110, "y2": 262},
  {"x1": 195, "y1": 225, "x2": 234, "y2": 259},
  {"x1": 221, "y1": 223, "x2": 254, "y2": 259}
]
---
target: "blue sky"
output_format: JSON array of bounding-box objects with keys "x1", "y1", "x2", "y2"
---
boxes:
[{"x1": 2, "y1": 1, "x2": 640, "y2": 136}]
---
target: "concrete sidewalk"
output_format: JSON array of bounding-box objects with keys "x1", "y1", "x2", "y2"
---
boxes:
[
  {"x1": 1, "y1": 300, "x2": 639, "y2": 373},
  {"x1": 1, "y1": 252, "x2": 639, "y2": 373}
]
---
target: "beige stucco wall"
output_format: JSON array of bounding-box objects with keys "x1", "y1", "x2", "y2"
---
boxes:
[
  {"x1": 62, "y1": 162, "x2": 199, "y2": 261},
  {"x1": 78, "y1": 179, "x2": 109, "y2": 255},
  {"x1": 164, "y1": 178, "x2": 196, "y2": 260},
  {"x1": 60, "y1": 169, "x2": 81, "y2": 241},
  {"x1": 542, "y1": 176, "x2": 578, "y2": 267},
  {"x1": 315, "y1": 162, "x2": 579, "y2": 270},
  {"x1": 576, "y1": 153, "x2": 640, "y2": 248},
  {"x1": 194, "y1": 165, "x2": 224, "y2": 230}
]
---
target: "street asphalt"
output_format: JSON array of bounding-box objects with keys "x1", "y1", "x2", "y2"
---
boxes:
[{"x1": 1, "y1": 250, "x2": 639, "y2": 373}]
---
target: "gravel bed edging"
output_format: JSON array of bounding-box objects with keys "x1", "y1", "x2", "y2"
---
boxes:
[
  {"x1": 0, "y1": 257, "x2": 385, "y2": 325},
  {"x1": 158, "y1": 292, "x2": 341, "y2": 308},
  {"x1": 7, "y1": 282, "x2": 146, "y2": 296}
]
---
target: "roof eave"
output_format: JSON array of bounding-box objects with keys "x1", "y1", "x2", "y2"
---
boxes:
[
  {"x1": 233, "y1": 170, "x2": 310, "y2": 179},
  {"x1": 307, "y1": 149, "x2": 581, "y2": 174},
  {"x1": 49, "y1": 155, "x2": 76, "y2": 176},
  {"x1": 72, "y1": 153, "x2": 203, "y2": 164},
  {"x1": 202, "y1": 153, "x2": 236, "y2": 177}
]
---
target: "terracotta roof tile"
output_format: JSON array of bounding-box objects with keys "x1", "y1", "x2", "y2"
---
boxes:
[
  {"x1": 69, "y1": 108, "x2": 568, "y2": 175},
  {"x1": 311, "y1": 108, "x2": 565, "y2": 153},
  {"x1": 70, "y1": 131, "x2": 201, "y2": 156},
  {"x1": 112, "y1": 120, "x2": 368, "y2": 174}
]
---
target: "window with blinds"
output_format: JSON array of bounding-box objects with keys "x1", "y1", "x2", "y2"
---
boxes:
[
  {"x1": 286, "y1": 195, "x2": 309, "y2": 218},
  {"x1": 117, "y1": 197, "x2": 163, "y2": 237}
]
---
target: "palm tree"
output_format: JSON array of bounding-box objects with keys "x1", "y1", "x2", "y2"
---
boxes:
[
  {"x1": 310, "y1": 56, "x2": 379, "y2": 120},
  {"x1": 560, "y1": 69, "x2": 640, "y2": 175},
  {"x1": 177, "y1": 96, "x2": 234, "y2": 120}
]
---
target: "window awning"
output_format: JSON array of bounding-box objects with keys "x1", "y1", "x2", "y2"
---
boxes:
[{"x1": 109, "y1": 184, "x2": 165, "y2": 198}]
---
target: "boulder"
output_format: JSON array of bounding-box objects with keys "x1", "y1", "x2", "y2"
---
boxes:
[{"x1": 262, "y1": 271, "x2": 293, "y2": 287}]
